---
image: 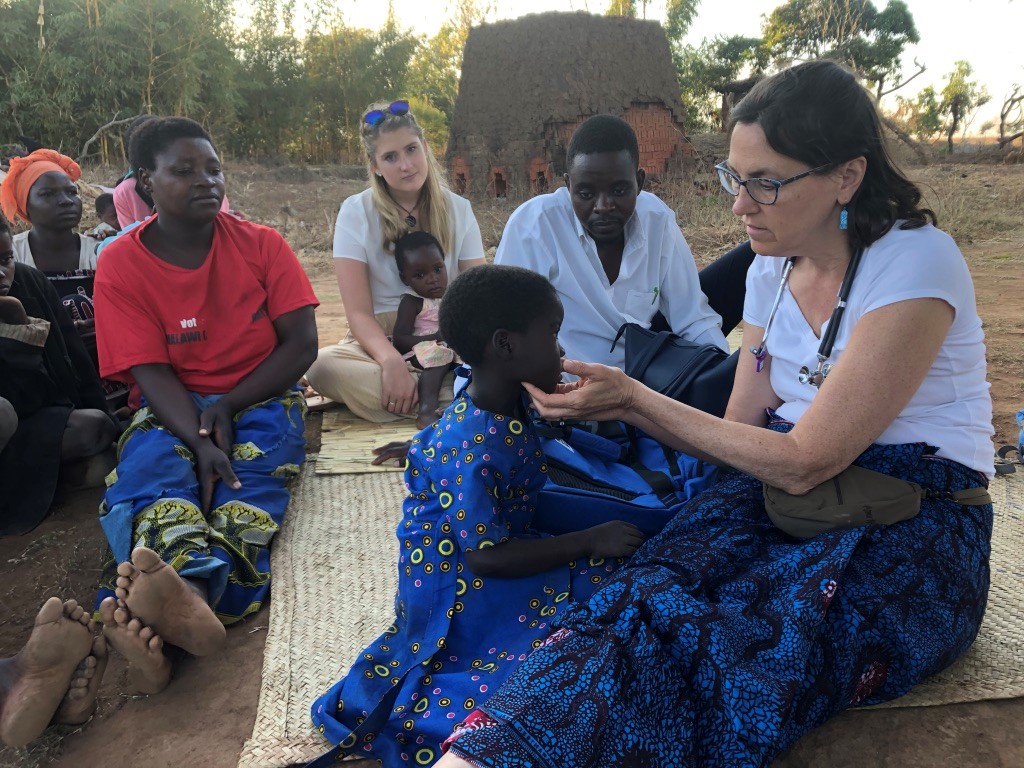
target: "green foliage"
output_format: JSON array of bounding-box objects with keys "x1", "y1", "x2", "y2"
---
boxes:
[
  {"x1": 408, "y1": 97, "x2": 449, "y2": 155},
  {"x1": 674, "y1": 36, "x2": 765, "y2": 131},
  {"x1": 0, "y1": 0, "x2": 237, "y2": 159},
  {"x1": 761, "y1": 0, "x2": 918, "y2": 95},
  {"x1": 894, "y1": 85, "x2": 942, "y2": 139},
  {"x1": 664, "y1": 0, "x2": 701, "y2": 43},
  {"x1": 939, "y1": 60, "x2": 990, "y2": 152},
  {"x1": 606, "y1": 0, "x2": 638, "y2": 17}
]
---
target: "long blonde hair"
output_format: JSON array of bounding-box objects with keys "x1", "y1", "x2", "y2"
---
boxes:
[{"x1": 361, "y1": 102, "x2": 453, "y2": 256}]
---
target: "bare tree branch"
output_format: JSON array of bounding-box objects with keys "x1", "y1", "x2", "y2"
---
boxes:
[
  {"x1": 76, "y1": 113, "x2": 141, "y2": 164},
  {"x1": 881, "y1": 114, "x2": 930, "y2": 165},
  {"x1": 878, "y1": 59, "x2": 927, "y2": 99}
]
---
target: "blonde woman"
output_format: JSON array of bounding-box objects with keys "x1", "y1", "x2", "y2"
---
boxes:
[{"x1": 306, "y1": 100, "x2": 485, "y2": 422}]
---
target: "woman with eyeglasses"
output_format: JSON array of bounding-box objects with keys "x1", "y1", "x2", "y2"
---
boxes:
[
  {"x1": 304, "y1": 100, "x2": 485, "y2": 422},
  {"x1": 435, "y1": 61, "x2": 993, "y2": 768}
]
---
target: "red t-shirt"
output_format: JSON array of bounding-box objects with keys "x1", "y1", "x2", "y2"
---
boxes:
[{"x1": 94, "y1": 213, "x2": 318, "y2": 406}]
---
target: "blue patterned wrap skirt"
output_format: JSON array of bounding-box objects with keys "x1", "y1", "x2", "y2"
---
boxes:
[
  {"x1": 446, "y1": 423, "x2": 992, "y2": 768},
  {"x1": 95, "y1": 389, "x2": 306, "y2": 624}
]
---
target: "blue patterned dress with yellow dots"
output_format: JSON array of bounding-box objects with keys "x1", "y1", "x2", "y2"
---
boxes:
[{"x1": 308, "y1": 390, "x2": 621, "y2": 768}]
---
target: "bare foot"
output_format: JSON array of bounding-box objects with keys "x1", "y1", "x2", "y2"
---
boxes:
[
  {"x1": 98, "y1": 598, "x2": 171, "y2": 694},
  {"x1": 0, "y1": 597, "x2": 94, "y2": 747},
  {"x1": 54, "y1": 634, "x2": 108, "y2": 725},
  {"x1": 114, "y1": 547, "x2": 225, "y2": 656},
  {"x1": 416, "y1": 402, "x2": 441, "y2": 430}
]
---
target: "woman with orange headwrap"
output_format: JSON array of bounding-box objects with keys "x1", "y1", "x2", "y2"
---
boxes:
[
  {"x1": 1, "y1": 150, "x2": 102, "y2": 289},
  {"x1": 1, "y1": 149, "x2": 128, "y2": 408}
]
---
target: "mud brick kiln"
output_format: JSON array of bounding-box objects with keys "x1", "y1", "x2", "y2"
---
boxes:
[{"x1": 447, "y1": 11, "x2": 695, "y2": 198}]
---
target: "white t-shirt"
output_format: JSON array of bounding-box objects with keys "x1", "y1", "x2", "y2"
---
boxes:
[
  {"x1": 12, "y1": 230, "x2": 101, "y2": 271},
  {"x1": 333, "y1": 188, "x2": 485, "y2": 315},
  {"x1": 495, "y1": 187, "x2": 726, "y2": 369},
  {"x1": 743, "y1": 223, "x2": 993, "y2": 477}
]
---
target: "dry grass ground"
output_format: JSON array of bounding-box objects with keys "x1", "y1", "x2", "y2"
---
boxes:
[{"x1": 0, "y1": 150, "x2": 1021, "y2": 767}]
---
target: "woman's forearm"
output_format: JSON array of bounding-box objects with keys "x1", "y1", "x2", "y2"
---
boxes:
[
  {"x1": 629, "y1": 388, "x2": 825, "y2": 494},
  {"x1": 132, "y1": 364, "x2": 205, "y2": 450},
  {"x1": 220, "y1": 307, "x2": 317, "y2": 414}
]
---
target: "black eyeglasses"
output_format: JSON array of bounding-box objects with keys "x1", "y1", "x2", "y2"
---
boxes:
[
  {"x1": 714, "y1": 162, "x2": 832, "y2": 205},
  {"x1": 363, "y1": 100, "x2": 410, "y2": 127}
]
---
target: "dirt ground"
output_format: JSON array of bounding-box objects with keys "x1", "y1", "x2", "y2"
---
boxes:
[{"x1": 1, "y1": 160, "x2": 1021, "y2": 768}]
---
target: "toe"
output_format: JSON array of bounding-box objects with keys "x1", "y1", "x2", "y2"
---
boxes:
[
  {"x1": 92, "y1": 635, "x2": 108, "y2": 660},
  {"x1": 65, "y1": 601, "x2": 87, "y2": 623},
  {"x1": 130, "y1": 547, "x2": 164, "y2": 573},
  {"x1": 114, "y1": 587, "x2": 129, "y2": 602},
  {"x1": 113, "y1": 605, "x2": 132, "y2": 626},
  {"x1": 36, "y1": 596, "x2": 64, "y2": 625},
  {"x1": 98, "y1": 596, "x2": 118, "y2": 624},
  {"x1": 115, "y1": 574, "x2": 132, "y2": 590},
  {"x1": 148, "y1": 634, "x2": 164, "y2": 652},
  {"x1": 116, "y1": 560, "x2": 137, "y2": 578},
  {"x1": 127, "y1": 618, "x2": 143, "y2": 634},
  {"x1": 139, "y1": 626, "x2": 154, "y2": 641}
]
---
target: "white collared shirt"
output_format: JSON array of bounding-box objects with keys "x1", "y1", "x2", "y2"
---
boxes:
[{"x1": 495, "y1": 187, "x2": 726, "y2": 369}]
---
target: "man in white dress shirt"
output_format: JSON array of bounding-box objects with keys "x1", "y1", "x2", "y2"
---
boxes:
[{"x1": 495, "y1": 115, "x2": 727, "y2": 370}]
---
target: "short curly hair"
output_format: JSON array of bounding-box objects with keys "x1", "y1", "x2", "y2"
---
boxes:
[
  {"x1": 566, "y1": 114, "x2": 640, "y2": 169},
  {"x1": 395, "y1": 230, "x2": 443, "y2": 273},
  {"x1": 0, "y1": 216, "x2": 10, "y2": 236},
  {"x1": 129, "y1": 116, "x2": 215, "y2": 172},
  {"x1": 440, "y1": 264, "x2": 560, "y2": 366}
]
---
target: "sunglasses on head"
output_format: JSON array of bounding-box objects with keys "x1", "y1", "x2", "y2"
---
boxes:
[{"x1": 363, "y1": 100, "x2": 410, "y2": 127}]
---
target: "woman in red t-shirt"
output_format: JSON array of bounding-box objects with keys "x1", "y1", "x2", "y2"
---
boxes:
[{"x1": 92, "y1": 117, "x2": 318, "y2": 693}]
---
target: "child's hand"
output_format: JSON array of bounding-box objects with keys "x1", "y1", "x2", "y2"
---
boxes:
[{"x1": 583, "y1": 521, "x2": 644, "y2": 559}]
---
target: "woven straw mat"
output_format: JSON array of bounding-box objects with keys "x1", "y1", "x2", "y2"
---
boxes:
[{"x1": 238, "y1": 467, "x2": 1024, "y2": 767}]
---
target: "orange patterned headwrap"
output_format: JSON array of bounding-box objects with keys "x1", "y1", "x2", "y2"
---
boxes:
[{"x1": 0, "y1": 149, "x2": 82, "y2": 224}]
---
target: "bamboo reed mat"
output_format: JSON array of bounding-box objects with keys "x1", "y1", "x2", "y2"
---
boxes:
[
  {"x1": 315, "y1": 408, "x2": 417, "y2": 475},
  {"x1": 238, "y1": 468, "x2": 1024, "y2": 767}
]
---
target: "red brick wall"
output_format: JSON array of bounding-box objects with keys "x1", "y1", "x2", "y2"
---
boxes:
[
  {"x1": 622, "y1": 104, "x2": 696, "y2": 173},
  {"x1": 528, "y1": 156, "x2": 551, "y2": 193},
  {"x1": 555, "y1": 104, "x2": 694, "y2": 174},
  {"x1": 450, "y1": 156, "x2": 470, "y2": 195}
]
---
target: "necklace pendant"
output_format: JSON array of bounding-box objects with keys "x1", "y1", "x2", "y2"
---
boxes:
[{"x1": 405, "y1": 214, "x2": 416, "y2": 227}]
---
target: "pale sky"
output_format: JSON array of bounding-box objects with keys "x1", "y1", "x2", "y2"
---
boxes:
[{"x1": 244, "y1": 0, "x2": 1024, "y2": 130}]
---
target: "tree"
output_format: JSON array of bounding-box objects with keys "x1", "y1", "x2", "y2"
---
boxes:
[
  {"x1": 894, "y1": 85, "x2": 943, "y2": 140},
  {"x1": 605, "y1": 0, "x2": 638, "y2": 17},
  {"x1": 997, "y1": 85, "x2": 1024, "y2": 149},
  {"x1": 761, "y1": 0, "x2": 920, "y2": 97},
  {"x1": 406, "y1": 1, "x2": 491, "y2": 127},
  {"x1": 674, "y1": 35, "x2": 764, "y2": 131},
  {"x1": 664, "y1": 0, "x2": 701, "y2": 43},
  {"x1": 939, "y1": 60, "x2": 990, "y2": 153},
  {"x1": 232, "y1": 0, "x2": 308, "y2": 159}
]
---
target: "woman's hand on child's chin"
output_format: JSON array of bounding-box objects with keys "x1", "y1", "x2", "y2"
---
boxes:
[{"x1": 524, "y1": 359, "x2": 637, "y2": 423}]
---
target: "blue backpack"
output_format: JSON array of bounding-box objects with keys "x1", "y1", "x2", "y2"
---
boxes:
[{"x1": 532, "y1": 420, "x2": 718, "y2": 537}]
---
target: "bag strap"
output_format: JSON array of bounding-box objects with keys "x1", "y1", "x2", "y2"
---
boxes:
[{"x1": 922, "y1": 486, "x2": 992, "y2": 506}]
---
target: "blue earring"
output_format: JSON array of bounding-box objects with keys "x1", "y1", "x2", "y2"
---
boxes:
[{"x1": 839, "y1": 206, "x2": 849, "y2": 230}]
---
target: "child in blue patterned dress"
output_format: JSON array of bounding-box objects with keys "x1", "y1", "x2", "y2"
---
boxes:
[{"x1": 310, "y1": 264, "x2": 644, "y2": 767}]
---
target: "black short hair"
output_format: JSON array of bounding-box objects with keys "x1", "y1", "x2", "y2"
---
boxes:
[
  {"x1": 395, "y1": 230, "x2": 443, "y2": 273},
  {"x1": 0, "y1": 216, "x2": 9, "y2": 236},
  {"x1": 566, "y1": 114, "x2": 640, "y2": 169},
  {"x1": 95, "y1": 193, "x2": 114, "y2": 214},
  {"x1": 440, "y1": 264, "x2": 559, "y2": 366},
  {"x1": 129, "y1": 116, "x2": 215, "y2": 172}
]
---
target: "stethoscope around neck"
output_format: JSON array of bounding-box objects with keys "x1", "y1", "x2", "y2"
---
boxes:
[{"x1": 749, "y1": 244, "x2": 866, "y2": 389}]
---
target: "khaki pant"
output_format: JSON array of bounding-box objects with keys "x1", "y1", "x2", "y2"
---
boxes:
[{"x1": 305, "y1": 312, "x2": 455, "y2": 423}]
